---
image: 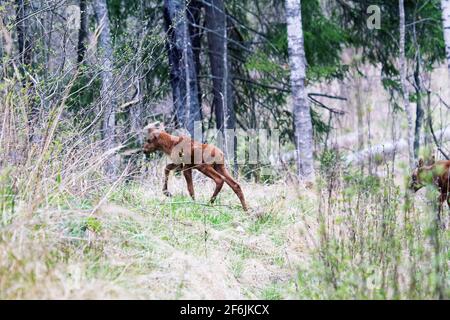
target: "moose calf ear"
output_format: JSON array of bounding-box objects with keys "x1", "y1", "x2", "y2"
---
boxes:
[
  {"x1": 144, "y1": 121, "x2": 160, "y2": 134},
  {"x1": 418, "y1": 158, "x2": 424, "y2": 167}
]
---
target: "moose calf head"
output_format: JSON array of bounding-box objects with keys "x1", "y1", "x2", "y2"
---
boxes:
[
  {"x1": 143, "y1": 122, "x2": 164, "y2": 154},
  {"x1": 410, "y1": 156, "x2": 436, "y2": 192}
]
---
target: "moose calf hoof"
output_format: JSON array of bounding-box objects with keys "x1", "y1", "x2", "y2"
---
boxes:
[{"x1": 163, "y1": 190, "x2": 172, "y2": 197}]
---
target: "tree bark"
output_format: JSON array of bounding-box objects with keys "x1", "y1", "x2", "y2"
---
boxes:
[
  {"x1": 285, "y1": 0, "x2": 314, "y2": 181},
  {"x1": 354, "y1": 71, "x2": 365, "y2": 172},
  {"x1": 399, "y1": 0, "x2": 415, "y2": 169},
  {"x1": 187, "y1": 0, "x2": 203, "y2": 117},
  {"x1": 164, "y1": 0, "x2": 202, "y2": 137},
  {"x1": 77, "y1": 0, "x2": 88, "y2": 65},
  {"x1": 93, "y1": 0, "x2": 118, "y2": 177},
  {"x1": 164, "y1": 2, "x2": 184, "y2": 130},
  {"x1": 15, "y1": 0, "x2": 32, "y2": 67},
  {"x1": 441, "y1": 0, "x2": 450, "y2": 77},
  {"x1": 15, "y1": 0, "x2": 37, "y2": 142},
  {"x1": 413, "y1": 57, "x2": 424, "y2": 158},
  {"x1": 204, "y1": 0, "x2": 237, "y2": 174}
]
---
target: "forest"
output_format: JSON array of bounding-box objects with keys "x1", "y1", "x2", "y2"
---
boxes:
[{"x1": 0, "y1": 0, "x2": 449, "y2": 299}]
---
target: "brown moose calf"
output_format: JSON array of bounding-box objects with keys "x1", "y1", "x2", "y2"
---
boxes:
[
  {"x1": 410, "y1": 158, "x2": 450, "y2": 225},
  {"x1": 143, "y1": 123, "x2": 248, "y2": 211}
]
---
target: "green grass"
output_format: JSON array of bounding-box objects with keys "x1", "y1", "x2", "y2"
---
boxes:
[
  {"x1": 261, "y1": 284, "x2": 283, "y2": 300},
  {"x1": 0, "y1": 165, "x2": 448, "y2": 299}
]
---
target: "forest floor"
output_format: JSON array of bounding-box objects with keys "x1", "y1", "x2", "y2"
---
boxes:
[
  {"x1": 0, "y1": 174, "x2": 319, "y2": 299},
  {"x1": 1, "y1": 164, "x2": 448, "y2": 299}
]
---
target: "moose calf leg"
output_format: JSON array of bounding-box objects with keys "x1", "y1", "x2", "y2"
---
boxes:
[
  {"x1": 445, "y1": 195, "x2": 450, "y2": 228},
  {"x1": 437, "y1": 193, "x2": 447, "y2": 229},
  {"x1": 183, "y1": 168, "x2": 195, "y2": 200},
  {"x1": 214, "y1": 164, "x2": 248, "y2": 211},
  {"x1": 163, "y1": 163, "x2": 182, "y2": 197},
  {"x1": 197, "y1": 165, "x2": 224, "y2": 204}
]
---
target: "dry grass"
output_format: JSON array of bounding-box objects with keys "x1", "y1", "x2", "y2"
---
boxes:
[
  {"x1": 0, "y1": 173, "x2": 318, "y2": 299},
  {"x1": 1, "y1": 156, "x2": 447, "y2": 299}
]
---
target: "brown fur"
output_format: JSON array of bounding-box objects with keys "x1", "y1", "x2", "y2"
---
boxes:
[
  {"x1": 410, "y1": 157, "x2": 450, "y2": 224},
  {"x1": 143, "y1": 124, "x2": 248, "y2": 211}
]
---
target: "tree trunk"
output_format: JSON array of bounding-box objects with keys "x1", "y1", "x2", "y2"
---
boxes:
[
  {"x1": 187, "y1": 0, "x2": 203, "y2": 118},
  {"x1": 285, "y1": 0, "x2": 314, "y2": 181},
  {"x1": 129, "y1": 80, "x2": 142, "y2": 143},
  {"x1": 399, "y1": 0, "x2": 415, "y2": 169},
  {"x1": 77, "y1": 0, "x2": 88, "y2": 65},
  {"x1": 413, "y1": 57, "x2": 424, "y2": 158},
  {"x1": 441, "y1": 0, "x2": 450, "y2": 77},
  {"x1": 354, "y1": 71, "x2": 365, "y2": 172},
  {"x1": 164, "y1": 2, "x2": 184, "y2": 130},
  {"x1": 15, "y1": 0, "x2": 37, "y2": 142},
  {"x1": 164, "y1": 0, "x2": 202, "y2": 137},
  {"x1": 204, "y1": 0, "x2": 237, "y2": 175},
  {"x1": 15, "y1": 0, "x2": 32, "y2": 67},
  {"x1": 93, "y1": 0, "x2": 118, "y2": 177}
]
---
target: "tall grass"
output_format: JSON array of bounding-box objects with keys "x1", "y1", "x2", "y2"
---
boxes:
[{"x1": 295, "y1": 151, "x2": 449, "y2": 299}]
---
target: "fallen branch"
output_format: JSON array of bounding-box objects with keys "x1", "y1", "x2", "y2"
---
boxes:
[
  {"x1": 277, "y1": 128, "x2": 450, "y2": 167},
  {"x1": 345, "y1": 128, "x2": 450, "y2": 165}
]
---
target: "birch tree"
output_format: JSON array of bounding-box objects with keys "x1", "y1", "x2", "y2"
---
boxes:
[
  {"x1": 77, "y1": 0, "x2": 88, "y2": 66},
  {"x1": 441, "y1": 0, "x2": 450, "y2": 77},
  {"x1": 285, "y1": 0, "x2": 314, "y2": 181},
  {"x1": 399, "y1": 0, "x2": 415, "y2": 169},
  {"x1": 94, "y1": 0, "x2": 118, "y2": 177}
]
